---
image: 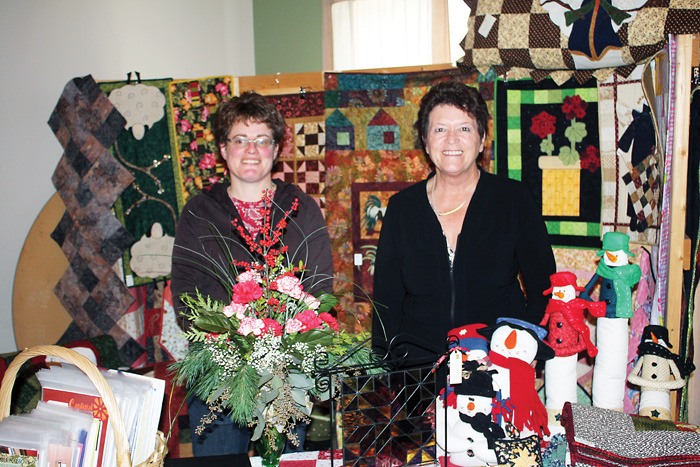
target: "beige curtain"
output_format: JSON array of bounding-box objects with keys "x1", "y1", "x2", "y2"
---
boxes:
[{"x1": 324, "y1": 0, "x2": 453, "y2": 71}]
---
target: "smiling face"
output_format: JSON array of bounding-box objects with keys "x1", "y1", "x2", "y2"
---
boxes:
[
  {"x1": 220, "y1": 119, "x2": 278, "y2": 187},
  {"x1": 489, "y1": 325, "x2": 538, "y2": 363},
  {"x1": 603, "y1": 249, "x2": 629, "y2": 267},
  {"x1": 456, "y1": 394, "x2": 492, "y2": 416},
  {"x1": 424, "y1": 104, "x2": 485, "y2": 178},
  {"x1": 552, "y1": 285, "x2": 576, "y2": 302}
]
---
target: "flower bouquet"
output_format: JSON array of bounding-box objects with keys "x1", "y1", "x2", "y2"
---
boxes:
[{"x1": 171, "y1": 193, "x2": 377, "y2": 465}]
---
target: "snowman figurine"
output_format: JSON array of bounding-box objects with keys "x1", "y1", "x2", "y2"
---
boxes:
[
  {"x1": 479, "y1": 317, "x2": 554, "y2": 439},
  {"x1": 436, "y1": 360, "x2": 505, "y2": 466},
  {"x1": 580, "y1": 232, "x2": 641, "y2": 411},
  {"x1": 627, "y1": 325, "x2": 695, "y2": 420},
  {"x1": 436, "y1": 324, "x2": 504, "y2": 466},
  {"x1": 540, "y1": 271, "x2": 606, "y2": 428}
]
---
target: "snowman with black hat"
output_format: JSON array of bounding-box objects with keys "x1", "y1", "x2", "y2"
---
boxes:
[
  {"x1": 436, "y1": 323, "x2": 505, "y2": 466},
  {"x1": 436, "y1": 359, "x2": 505, "y2": 466},
  {"x1": 627, "y1": 324, "x2": 695, "y2": 420}
]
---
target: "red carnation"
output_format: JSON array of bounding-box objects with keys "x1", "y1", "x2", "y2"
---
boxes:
[
  {"x1": 296, "y1": 309, "x2": 323, "y2": 332},
  {"x1": 318, "y1": 312, "x2": 339, "y2": 332},
  {"x1": 261, "y1": 318, "x2": 283, "y2": 337},
  {"x1": 232, "y1": 280, "x2": 264, "y2": 304}
]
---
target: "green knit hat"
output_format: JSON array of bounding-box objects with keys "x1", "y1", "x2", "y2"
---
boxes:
[{"x1": 597, "y1": 231, "x2": 634, "y2": 257}]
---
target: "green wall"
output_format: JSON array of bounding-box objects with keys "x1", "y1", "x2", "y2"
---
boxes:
[{"x1": 253, "y1": 0, "x2": 323, "y2": 74}]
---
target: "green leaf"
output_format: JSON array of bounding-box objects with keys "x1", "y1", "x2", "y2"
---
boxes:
[
  {"x1": 251, "y1": 410, "x2": 265, "y2": 441},
  {"x1": 558, "y1": 146, "x2": 580, "y2": 166},
  {"x1": 293, "y1": 328, "x2": 334, "y2": 347},
  {"x1": 287, "y1": 372, "x2": 313, "y2": 389},
  {"x1": 226, "y1": 365, "x2": 260, "y2": 425},
  {"x1": 291, "y1": 387, "x2": 310, "y2": 410},
  {"x1": 194, "y1": 314, "x2": 233, "y2": 333},
  {"x1": 540, "y1": 138, "x2": 555, "y2": 155},
  {"x1": 260, "y1": 388, "x2": 279, "y2": 404},
  {"x1": 565, "y1": 120, "x2": 587, "y2": 144}
]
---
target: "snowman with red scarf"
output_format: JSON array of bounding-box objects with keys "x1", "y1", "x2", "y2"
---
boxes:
[{"x1": 478, "y1": 317, "x2": 554, "y2": 439}]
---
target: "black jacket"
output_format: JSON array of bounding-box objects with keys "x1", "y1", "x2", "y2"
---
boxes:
[
  {"x1": 171, "y1": 180, "x2": 333, "y2": 317},
  {"x1": 372, "y1": 171, "x2": 555, "y2": 366}
]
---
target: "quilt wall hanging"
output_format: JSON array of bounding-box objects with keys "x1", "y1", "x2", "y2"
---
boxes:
[
  {"x1": 495, "y1": 76, "x2": 602, "y2": 249},
  {"x1": 597, "y1": 66, "x2": 661, "y2": 245},
  {"x1": 170, "y1": 76, "x2": 233, "y2": 201},
  {"x1": 99, "y1": 78, "x2": 185, "y2": 289},
  {"x1": 324, "y1": 69, "x2": 495, "y2": 333},
  {"x1": 48, "y1": 75, "x2": 143, "y2": 365},
  {"x1": 264, "y1": 90, "x2": 328, "y2": 211},
  {"x1": 458, "y1": 0, "x2": 700, "y2": 85}
]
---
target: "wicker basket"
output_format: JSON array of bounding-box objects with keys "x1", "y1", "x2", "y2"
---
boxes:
[{"x1": 0, "y1": 345, "x2": 167, "y2": 467}]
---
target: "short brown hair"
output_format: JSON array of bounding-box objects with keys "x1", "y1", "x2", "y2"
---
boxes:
[
  {"x1": 213, "y1": 91, "x2": 286, "y2": 153},
  {"x1": 415, "y1": 81, "x2": 490, "y2": 150}
]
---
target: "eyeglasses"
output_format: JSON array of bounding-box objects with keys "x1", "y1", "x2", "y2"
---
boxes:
[{"x1": 226, "y1": 136, "x2": 276, "y2": 149}]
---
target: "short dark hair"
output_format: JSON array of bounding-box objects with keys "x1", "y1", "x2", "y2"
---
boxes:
[
  {"x1": 415, "y1": 81, "x2": 490, "y2": 149},
  {"x1": 213, "y1": 91, "x2": 286, "y2": 152}
]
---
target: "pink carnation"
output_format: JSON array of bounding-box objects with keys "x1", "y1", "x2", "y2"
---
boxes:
[
  {"x1": 296, "y1": 309, "x2": 323, "y2": 332},
  {"x1": 261, "y1": 318, "x2": 283, "y2": 337},
  {"x1": 274, "y1": 275, "x2": 304, "y2": 299},
  {"x1": 232, "y1": 281, "x2": 263, "y2": 304},
  {"x1": 303, "y1": 293, "x2": 321, "y2": 310},
  {"x1": 238, "y1": 316, "x2": 264, "y2": 336},
  {"x1": 237, "y1": 270, "x2": 262, "y2": 283},
  {"x1": 318, "y1": 312, "x2": 339, "y2": 332},
  {"x1": 285, "y1": 318, "x2": 303, "y2": 333},
  {"x1": 222, "y1": 302, "x2": 247, "y2": 319}
]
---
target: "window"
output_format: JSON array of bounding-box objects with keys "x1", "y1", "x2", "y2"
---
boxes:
[{"x1": 323, "y1": 0, "x2": 470, "y2": 71}]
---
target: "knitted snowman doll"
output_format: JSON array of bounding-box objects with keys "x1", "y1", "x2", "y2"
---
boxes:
[
  {"x1": 478, "y1": 318, "x2": 554, "y2": 439},
  {"x1": 580, "y1": 232, "x2": 641, "y2": 411},
  {"x1": 437, "y1": 324, "x2": 503, "y2": 466},
  {"x1": 627, "y1": 325, "x2": 695, "y2": 420},
  {"x1": 540, "y1": 271, "x2": 605, "y2": 428}
]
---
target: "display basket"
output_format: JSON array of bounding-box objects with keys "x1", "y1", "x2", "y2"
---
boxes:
[{"x1": 0, "y1": 344, "x2": 167, "y2": 467}]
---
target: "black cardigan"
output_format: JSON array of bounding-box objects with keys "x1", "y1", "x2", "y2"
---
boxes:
[
  {"x1": 372, "y1": 171, "x2": 556, "y2": 366},
  {"x1": 171, "y1": 180, "x2": 333, "y2": 316}
]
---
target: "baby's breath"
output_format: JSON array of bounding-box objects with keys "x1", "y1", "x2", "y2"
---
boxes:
[
  {"x1": 206, "y1": 337, "x2": 242, "y2": 379},
  {"x1": 250, "y1": 335, "x2": 291, "y2": 375},
  {"x1": 298, "y1": 343, "x2": 326, "y2": 374}
]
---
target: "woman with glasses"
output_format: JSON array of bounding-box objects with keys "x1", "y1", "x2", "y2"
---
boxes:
[{"x1": 171, "y1": 91, "x2": 333, "y2": 456}]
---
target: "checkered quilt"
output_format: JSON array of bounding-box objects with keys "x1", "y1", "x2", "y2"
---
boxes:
[{"x1": 458, "y1": 0, "x2": 700, "y2": 84}]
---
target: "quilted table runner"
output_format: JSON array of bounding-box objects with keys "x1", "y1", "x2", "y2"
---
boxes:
[
  {"x1": 99, "y1": 78, "x2": 184, "y2": 288},
  {"x1": 48, "y1": 75, "x2": 142, "y2": 365},
  {"x1": 495, "y1": 76, "x2": 601, "y2": 248}
]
